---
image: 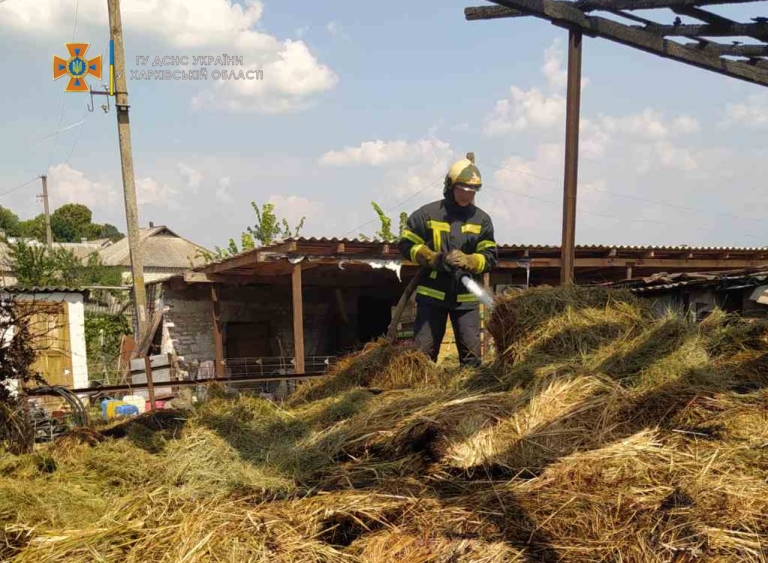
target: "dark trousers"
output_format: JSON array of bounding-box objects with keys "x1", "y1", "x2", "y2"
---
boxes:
[{"x1": 413, "y1": 302, "x2": 482, "y2": 367}]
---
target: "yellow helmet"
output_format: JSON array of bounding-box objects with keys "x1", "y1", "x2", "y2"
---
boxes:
[{"x1": 444, "y1": 152, "x2": 482, "y2": 192}]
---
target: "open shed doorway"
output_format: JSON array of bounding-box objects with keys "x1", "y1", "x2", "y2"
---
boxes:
[
  {"x1": 356, "y1": 295, "x2": 392, "y2": 344},
  {"x1": 225, "y1": 322, "x2": 274, "y2": 359}
]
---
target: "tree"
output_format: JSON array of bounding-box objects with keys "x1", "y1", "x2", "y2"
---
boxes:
[
  {"x1": 18, "y1": 214, "x2": 46, "y2": 241},
  {"x1": 51, "y1": 203, "x2": 93, "y2": 242},
  {"x1": 9, "y1": 240, "x2": 122, "y2": 288},
  {"x1": 0, "y1": 297, "x2": 38, "y2": 454},
  {"x1": 199, "y1": 201, "x2": 306, "y2": 262},
  {"x1": 0, "y1": 206, "x2": 21, "y2": 237}
]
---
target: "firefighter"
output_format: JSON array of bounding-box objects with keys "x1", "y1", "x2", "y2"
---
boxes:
[{"x1": 398, "y1": 152, "x2": 497, "y2": 367}]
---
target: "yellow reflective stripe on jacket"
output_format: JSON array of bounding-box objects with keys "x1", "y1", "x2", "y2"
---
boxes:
[
  {"x1": 471, "y1": 253, "x2": 486, "y2": 274},
  {"x1": 476, "y1": 240, "x2": 497, "y2": 252},
  {"x1": 427, "y1": 220, "x2": 450, "y2": 252},
  {"x1": 457, "y1": 293, "x2": 478, "y2": 303},
  {"x1": 402, "y1": 229, "x2": 425, "y2": 245},
  {"x1": 430, "y1": 271, "x2": 438, "y2": 279},
  {"x1": 409, "y1": 243, "x2": 424, "y2": 263},
  {"x1": 461, "y1": 223, "x2": 482, "y2": 235},
  {"x1": 416, "y1": 286, "x2": 446, "y2": 300}
]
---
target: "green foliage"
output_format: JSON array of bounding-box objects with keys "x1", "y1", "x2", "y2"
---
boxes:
[
  {"x1": 84, "y1": 313, "x2": 131, "y2": 378},
  {"x1": 0, "y1": 202, "x2": 124, "y2": 243},
  {"x1": 18, "y1": 214, "x2": 46, "y2": 241},
  {"x1": 198, "y1": 201, "x2": 306, "y2": 262},
  {"x1": 359, "y1": 202, "x2": 409, "y2": 242},
  {"x1": 50, "y1": 203, "x2": 92, "y2": 242},
  {"x1": 0, "y1": 206, "x2": 21, "y2": 237},
  {"x1": 9, "y1": 240, "x2": 122, "y2": 288}
]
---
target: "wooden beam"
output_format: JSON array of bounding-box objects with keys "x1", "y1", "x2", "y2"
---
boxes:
[
  {"x1": 684, "y1": 42, "x2": 768, "y2": 57},
  {"x1": 292, "y1": 264, "x2": 305, "y2": 375},
  {"x1": 479, "y1": 0, "x2": 768, "y2": 86},
  {"x1": 561, "y1": 29, "x2": 582, "y2": 286},
  {"x1": 575, "y1": 0, "x2": 759, "y2": 12},
  {"x1": 143, "y1": 356, "x2": 157, "y2": 411},
  {"x1": 639, "y1": 22, "x2": 768, "y2": 40},
  {"x1": 465, "y1": 5, "x2": 525, "y2": 19},
  {"x1": 498, "y1": 257, "x2": 768, "y2": 269},
  {"x1": 210, "y1": 285, "x2": 225, "y2": 377},
  {"x1": 204, "y1": 249, "x2": 262, "y2": 275}
]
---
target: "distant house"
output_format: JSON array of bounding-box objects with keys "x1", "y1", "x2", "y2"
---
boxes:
[
  {"x1": 0, "y1": 224, "x2": 210, "y2": 287},
  {"x1": 97, "y1": 224, "x2": 210, "y2": 284},
  {"x1": 0, "y1": 287, "x2": 89, "y2": 400}
]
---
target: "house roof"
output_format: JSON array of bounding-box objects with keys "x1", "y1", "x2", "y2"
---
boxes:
[
  {"x1": 97, "y1": 225, "x2": 210, "y2": 269},
  {"x1": 0, "y1": 286, "x2": 89, "y2": 295}
]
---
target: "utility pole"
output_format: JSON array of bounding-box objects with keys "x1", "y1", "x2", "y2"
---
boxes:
[
  {"x1": 39, "y1": 175, "x2": 53, "y2": 250},
  {"x1": 107, "y1": 0, "x2": 148, "y2": 341}
]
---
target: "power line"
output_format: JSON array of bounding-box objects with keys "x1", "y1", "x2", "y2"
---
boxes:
[
  {"x1": 485, "y1": 161, "x2": 768, "y2": 226},
  {"x1": 0, "y1": 177, "x2": 39, "y2": 199}
]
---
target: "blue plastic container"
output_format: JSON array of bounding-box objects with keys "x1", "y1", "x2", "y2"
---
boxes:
[{"x1": 114, "y1": 404, "x2": 139, "y2": 418}]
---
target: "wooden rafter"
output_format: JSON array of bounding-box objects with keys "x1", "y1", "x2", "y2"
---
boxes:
[
  {"x1": 465, "y1": 0, "x2": 768, "y2": 87},
  {"x1": 574, "y1": 0, "x2": 759, "y2": 11}
]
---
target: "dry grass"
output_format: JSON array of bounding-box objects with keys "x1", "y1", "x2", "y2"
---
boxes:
[{"x1": 3, "y1": 286, "x2": 768, "y2": 562}]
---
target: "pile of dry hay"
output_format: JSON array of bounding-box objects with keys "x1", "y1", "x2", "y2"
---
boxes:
[{"x1": 2, "y1": 286, "x2": 767, "y2": 562}]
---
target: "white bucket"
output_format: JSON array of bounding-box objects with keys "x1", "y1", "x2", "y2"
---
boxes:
[{"x1": 122, "y1": 395, "x2": 146, "y2": 415}]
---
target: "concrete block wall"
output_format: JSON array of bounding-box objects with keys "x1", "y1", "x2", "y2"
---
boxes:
[{"x1": 161, "y1": 283, "x2": 350, "y2": 367}]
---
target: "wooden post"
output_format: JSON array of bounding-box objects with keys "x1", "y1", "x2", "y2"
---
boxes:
[
  {"x1": 481, "y1": 272, "x2": 491, "y2": 357},
  {"x1": 40, "y1": 175, "x2": 53, "y2": 250},
  {"x1": 626, "y1": 264, "x2": 634, "y2": 280},
  {"x1": 143, "y1": 356, "x2": 156, "y2": 411},
  {"x1": 108, "y1": 0, "x2": 148, "y2": 340},
  {"x1": 292, "y1": 264, "x2": 305, "y2": 375},
  {"x1": 210, "y1": 285, "x2": 225, "y2": 377},
  {"x1": 561, "y1": 29, "x2": 583, "y2": 286}
]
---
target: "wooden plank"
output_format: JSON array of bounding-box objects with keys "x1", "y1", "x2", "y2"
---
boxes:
[
  {"x1": 465, "y1": 5, "x2": 525, "y2": 19},
  {"x1": 292, "y1": 264, "x2": 305, "y2": 375},
  {"x1": 561, "y1": 29, "x2": 583, "y2": 286},
  {"x1": 683, "y1": 42, "x2": 768, "y2": 57},
  {"x1": 480, "y1": 0, "x2": 768, "y2": 86},
  {"x1": 639, "y1": 22, "x2": 768, "y2": 39},
  {"x1": 144, "y1": 356, "x2": 157, "y2": 411},
  {"x1": 575, "y1": 0, "x2": 759, "y2": 11},
  {"x1": 497, "y1": 257, "x2": 768, "y2": 268},
  {"x1": 210, "y1": 285, "x2": 225, "y2": 377},
  {"x1": 133, "y1": 307, "x2": 163, "y2": 358}
]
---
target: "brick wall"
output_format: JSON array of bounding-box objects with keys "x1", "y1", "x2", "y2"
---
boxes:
[{"x1": 161, "y1": 283, "x2": 361, "y2": 366}]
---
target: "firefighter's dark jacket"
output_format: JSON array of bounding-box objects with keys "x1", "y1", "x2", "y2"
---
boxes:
[{"x1": 398, "y1": 194, "x2": 498, "y2": 310}]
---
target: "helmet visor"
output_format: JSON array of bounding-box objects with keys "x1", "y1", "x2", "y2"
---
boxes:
[{"x1": 454, "y1": 183, "x2": 481, "y2": 192}]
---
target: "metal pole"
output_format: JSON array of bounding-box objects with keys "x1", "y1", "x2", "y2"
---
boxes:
[
  {"x1": 107, "y1": 0, "x2": 148, "y2": 340},
  {"x1": 40, "y1": 175, "x2": 53, "y2": 250},
  {"x1": 560, "y1": 29, "x2": 583, "y2": 286}
]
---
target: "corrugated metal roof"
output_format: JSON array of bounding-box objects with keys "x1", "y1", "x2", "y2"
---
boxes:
[{"x1": 0, "y1": 286, "x2": 89, "y2": 294}]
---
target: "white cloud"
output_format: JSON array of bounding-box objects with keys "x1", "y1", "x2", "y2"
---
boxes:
[
  {"x1": 319, "y1": 139, "x2": 452, "y2": 167},
  {"x1": 326, "y1": 21, "x2": 340, "y2": 36},
  {"x1": 191, "y1": 41, "x2": 338, "y2": 113},
  {"x1": 1, "y1": 0, "x2": 338, "y2": 114},
  {"x1": 723, "y1": 94, "x2": 768, "y2": 129},
  {"x1": 296, "y1": 25, "x2": 309, "y2": 38},
  {"x1": 267, "y1": 194, "x2": 323, "y2": 230},
  {"x1": 215, "y1": 177, "x2": 233, "y2": 203},
  {"x1": 178, "y1": 162, "x2": 203, "y2": 191},
  {"x1": 543, "y1": 39, "x2": 567, "y2": 92},
  {"x1": 47, "y1": 163, "x2": 120, "y2": 209},
  {"x1": 136, "y1": 177, "x2": 179, "y2": 207},
  {"x1": 484, "y1": 87, "x2": 566, "y2": 135}
]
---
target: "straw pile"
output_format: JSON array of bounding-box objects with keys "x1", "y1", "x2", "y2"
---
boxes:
[{"x1": 2, "y1": 286, "x2": 767, "y2": 562}]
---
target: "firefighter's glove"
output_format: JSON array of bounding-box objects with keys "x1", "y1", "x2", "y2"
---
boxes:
[
  {"x1": 445, "y1": 249, "x2": 484, "y2": 273},
  {"x1": 414, "y1": 246, "x2": 444, "y2": 270}
]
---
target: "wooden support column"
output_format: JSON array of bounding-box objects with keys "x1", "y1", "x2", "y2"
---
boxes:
[
  {"x1": 560, "y1": 28, "x2": 583, "y2": 286},
  {"x1": 292, "y1": 264, "x2": 305, "y2": 375},
  {"x1": 210, "y1": 285, "x2": 225, "y2": 377},
  {"x1": 143, "y1": 356, "x2": 156, "y2": 411}
]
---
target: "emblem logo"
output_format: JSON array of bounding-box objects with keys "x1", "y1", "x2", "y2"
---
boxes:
[{"x1": 53, "y1": 43, "x2": 102, "y2": 92}]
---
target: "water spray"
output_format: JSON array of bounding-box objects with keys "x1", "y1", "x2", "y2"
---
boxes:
[{"x1": 460, "y1": 275, "x2": 495, "y2": 309}]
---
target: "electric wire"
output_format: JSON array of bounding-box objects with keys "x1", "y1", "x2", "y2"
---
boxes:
[{"x1": 0, "y1": 177, "x2": 39, "y2": 199}]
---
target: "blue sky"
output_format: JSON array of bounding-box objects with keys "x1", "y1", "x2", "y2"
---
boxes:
[{"x1": 1, "y1": 0, "x2": 767, "y2": 251}]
